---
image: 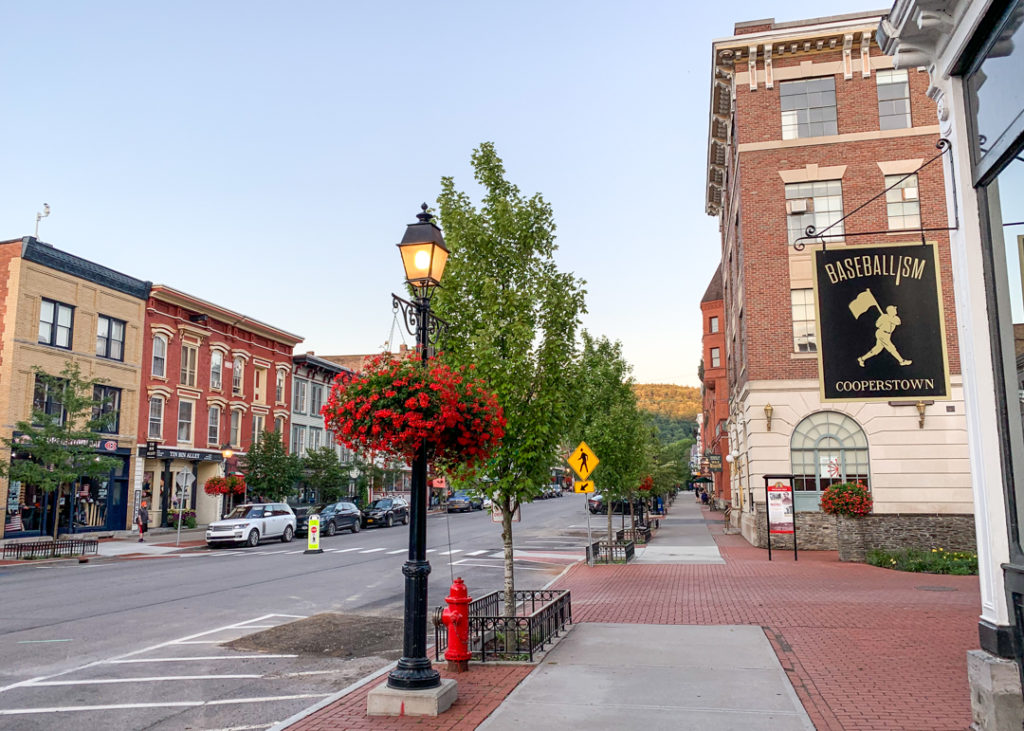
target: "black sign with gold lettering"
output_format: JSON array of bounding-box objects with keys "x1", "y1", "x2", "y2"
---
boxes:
[{"x1": 814, "y1": 242, "x2": 949, "y2": 401}]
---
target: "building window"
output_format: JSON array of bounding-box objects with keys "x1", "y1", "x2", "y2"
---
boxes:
[
  {"x1": 709, "y1": 316, "x2": 719, "y2": 334},
  {"x1": 177, "y1": 400, "x2": 194, "y2": 443},
  {"x1": 310, "y1": 384, "x2": 323, "y2": 417},
  {"x1": 230, "y1": 410, "x2": 241, "y2": 447},
  {"x1": 786, "y1": 180, "x2": 844, "y2": 245},
  {"x1": 180, "y1": 343, "x2": 198, "y2": 387},
  {"x1": 152, "y1": 335, "x2": 167, "y2": 378},
  {"x1": 710, "y1": 347, "x2": 721, "y2": 368},
  {"x1": 791, "y1": 411, "x2": 869, "y2": 510},
  {"x1": 33, "y1": 375, "x2": 68, "y2": 426},
  {"x1": 294, "y1": 379, "x2": 308, "y2": 414},
  {"x1": 208, "y1": 405, "x2": 220, "y2": 446},
  {"x1": 38, "y1": 299, "x2": 73, "y2": 349},
  {"x1": 275, "y1": 416, "x2": 284, "y2": 433},
  {"x1": 884, "y1": 174, "x2": 921, "y2": 230},
  {"x1": 96, "y1": 316, "x2": 126, "y2": 361},
  {"x1": 92, "y1": 385, "x2": 121, "y2": 434},
  {"x1": 232, "y1": 357, "x2": 244, "y2": 396},
  {"x1": 252, "y1": 414, "x2": 265, "y2": 444},
  {"x1": 791, "y1": 289, "x2": 817, "y2": 352},
  {"x1": 254, "y1": 366, "x2": 267, "y2": 404},
  {"x1": 780, "y1": 77, "x2": 837, "y2": 140},
  {"x1": 291, "y1": 424, "x2": 306, "y2": 455},
  {"x1": 876, "y1": 69, "x2": 911, "y2": 130},
  {"x1": 309, "y1": 426, "x2": 321, "y2": 451},
  {"x1": 276, "y1": 370, "x2": 286, "y2": 403},
  {"x1": 148, "y1": 396, "x2": 164, "y2": 439},
  {"x1": 210, "y1": 351, "x2": 223, "y2": 390}
]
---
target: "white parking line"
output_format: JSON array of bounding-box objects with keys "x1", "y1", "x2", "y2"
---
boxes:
[
  {"x1": 28, "y1": 674, "x2": 262, "y2": 686},
  {"x1": 284, "y1": 550, "x2": 305, "y2": 555},
  {"x1": 0, "y1": 694, "x2": 328, "y2": 716},
  {"x1": 359, "y1": 548, "x2": 385, "y2": 553},
  {"x1": 336, "y1": 547, "x2": 363, "y2": 553},
  {"x1": 450, "y1": 560, "x2": 550, "y2": 571},
  {"x1": 387, "y1": 549, "x2": 405, "y2": 554},
  {"x1": 426, "y1": 549, "x2": 437, "y2": 553},
  {"x1": 464, "y1": 550, "x2": 489, "y2": 556},
  {"x1": 438, "y1": 549, "x2": 462, "y2": 555},
  {"x1": 107, "y1": 655, "x2": 298, "y2": 664}
]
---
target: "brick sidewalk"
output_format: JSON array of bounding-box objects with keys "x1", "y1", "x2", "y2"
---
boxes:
[{"x1": 285, "y1": 507, "x2": 979, "y2": 730}]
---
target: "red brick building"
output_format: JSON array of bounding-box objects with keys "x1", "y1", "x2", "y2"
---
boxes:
[
  {"x1": 136, "y1": 285, "x2": 303, "y2": 527},
  {"x1": 705, "y1": 12, "x2": 971, "y2": 547},
  {"x1": 699, "y1": 265, "x2": 731, "y2": 505}
]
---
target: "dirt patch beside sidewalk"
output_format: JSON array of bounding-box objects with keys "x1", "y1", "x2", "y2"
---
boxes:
[{"x1": 225, "y1": 612, "x2": 405, "y2": 659}]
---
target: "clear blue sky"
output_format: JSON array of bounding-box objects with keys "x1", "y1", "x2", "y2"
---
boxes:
[{"x1": 1, "y1": 1, "x2": 882, "y2": 386}]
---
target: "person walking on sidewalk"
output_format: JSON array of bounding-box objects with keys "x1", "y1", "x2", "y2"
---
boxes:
[{"x1": 137, "y1": 501, "x2": 149, "y2": 542}]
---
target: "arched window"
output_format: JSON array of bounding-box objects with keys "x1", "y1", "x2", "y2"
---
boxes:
[{"x1": 790, "y1": 411, "x2": 869, "y2": 511}]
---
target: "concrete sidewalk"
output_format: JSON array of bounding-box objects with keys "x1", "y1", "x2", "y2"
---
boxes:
[{"x1": 281, "y1": 495, "x2": 979, "y2": 730}]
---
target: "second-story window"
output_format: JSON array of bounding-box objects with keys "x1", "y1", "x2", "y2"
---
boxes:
[
  {"x1": 180, "y1": 343, "x2": 198, "y2": 387},
  {"x1": 96, "y1": 316, "x2": 126, "y2": 361},
  {"x1": 885, "y1": 174, "x2": 921, "y2": 230},
  {"x1": 152, "y1": 335, "x2": 167, "y2": 377},
  {"x1": 780, "y1": 77, "x2": 837, "y2": 140},
  {"x1": 252, "y1": 414, "x2": 265, "y2": 443},
  {"x1": 232, "y1": 357, "x2": 244, "y2": 396},
  {"x1": 275, "y1": 416, "x2": 284, "y2": 433},
  {"x1": 791, "y1": 289, "x2": 817, "y2": 352},
  {"x1": 33, "y1": 376, "x2": 68, "y2": 426},
  {"x1": 208, "y1": 405, "x2": 220, "y2": 446},
  {"x1": 177, "y1": 400, "x2": 194, "y2": 443},
  {"x1": 148, "y1": 396, "x2": 164, "y2": 439},
  {"x1": 276, "y1": 370, "x2": 286, "y2": 403},
  {"x1": 709, "y1": 316, "x2": 719, "y2": 334},
  {"x1": 310, "y1": 383, "x2": 323, "y2": 416},
  {"x1": 254, "y1": 366, "x2": 267, "y2": 404},
  {"x1": 294, "y1": 379, "x2": 308, "y2": 414},
  {"x1": 786, "y1": 181, "x2": 844, "y2": 245},
  {"x1": 230, "y1": 409, "x2": 241, "y2": 447},
  {"x1": 210, "y1": 351, "x2": 223, "y2": 390},
  {"x1": 39, "y1": 299, "x2": 73, "y2": 349},
  {"x1": 291, "y1": 424, "x2": 306, "y2": 455},
  {"x1": 92, "y1": 385, "x2": 121, "y2": 434},
  {"x1": 710, "y1": 347, "x2": 721, "y2": 368},
  {"x1": 877, "y1": 69, "x2": 912, "y2": 130}
]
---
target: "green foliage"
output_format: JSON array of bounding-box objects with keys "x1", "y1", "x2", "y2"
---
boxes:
[
  {"x1": 434, "y1": 142, "x2": 586, "y2": 614},
  {"x1": 242, "y1": 430, "x2": 303, "y2": 502},
  {"x1": 647, "y1": 413, "x2": 697, "y2": 444},
  {"x1": 302, "y1": 447, "x2": 347, "y2": 503},
  {"x1": 0, "y1": 362, "x2": 121, "y2": 539},
  {"x1": 866, "y1": 547, "x2": 978, "y2": 575}
]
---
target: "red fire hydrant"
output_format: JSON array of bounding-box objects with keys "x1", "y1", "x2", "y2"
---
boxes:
[{"x1": 441, "y1": 577, "x2": 472, "y2": 672}]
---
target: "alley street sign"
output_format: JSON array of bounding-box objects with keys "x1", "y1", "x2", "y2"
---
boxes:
[
  {"x1": 574, "y1": 480, "x2": 595, "y2": 493},
  {"x1": 568, "y1": 442, "x2": 598, "y2": 480}
]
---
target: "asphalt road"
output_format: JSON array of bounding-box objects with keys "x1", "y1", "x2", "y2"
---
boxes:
[{"x1": 0, "y1": 493, "x2": 595, "y2": 731}]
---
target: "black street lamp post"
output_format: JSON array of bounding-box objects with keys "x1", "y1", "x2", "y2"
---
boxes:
[{"x1": 387, "y1": 204, "x2": 449, "y2": 691}]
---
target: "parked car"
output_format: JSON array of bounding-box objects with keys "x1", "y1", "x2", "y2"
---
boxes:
[
  {"x1": 586, "y1": 494, "x2": 635, "y2": 515},
  {"x1": 294, "y1": 502, "x2": 362, "y2": 536},
  {"x1": 206, "y1": 503, "x2": 296, "y2": 547},
  {"x1": 446, "y1": 491, "x2": 483, "y2": 512},
  {"x1": 362, "y1": 497, "x2": 408, "y2": 528}
]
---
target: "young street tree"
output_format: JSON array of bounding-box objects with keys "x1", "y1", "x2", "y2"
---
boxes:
[
  {"x1": 242, "y1": 429, "x2": 303, "y2": 502},
  {"x1": 302, "y1": 446, "x2": 347, "y2": 504},
  {"x1": 435, "y1": 142, "x2": 586, "y2": 616},
  {"x1": 0, "y1": 362, "x2": 121, "y2": 540}
]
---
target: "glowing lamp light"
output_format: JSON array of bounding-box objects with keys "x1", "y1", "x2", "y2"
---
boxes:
[{"x1": 397, "y1": 204, "x2": 449, "y2": 289}]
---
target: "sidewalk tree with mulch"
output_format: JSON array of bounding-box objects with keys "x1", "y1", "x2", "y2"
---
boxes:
[
  {"x1": 433, "y1": 142, "x2": 586, "y2": 617},
  {"x1": 0, "y1": 362, "x2": 121, "y2": 540}
]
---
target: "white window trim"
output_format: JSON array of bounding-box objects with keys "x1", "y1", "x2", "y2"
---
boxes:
[
  {"x1": 177, "y1": 399, "x2": 195, "y2": 444},
  {"x1": 152, "y1": 335, "x2": 168, "y2": 379},
  {"x1": 148, "y1": 396, "x2": 164, "y2": 439}
]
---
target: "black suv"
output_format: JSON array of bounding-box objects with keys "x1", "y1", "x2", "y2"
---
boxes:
[{"x1": 362, "y1": 498, "x2": 409, "y2": 528}]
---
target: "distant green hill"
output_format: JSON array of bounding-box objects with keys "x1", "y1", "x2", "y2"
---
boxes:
[{"x1": 633, "y1": 384, "x2": 700, "y2": 444}]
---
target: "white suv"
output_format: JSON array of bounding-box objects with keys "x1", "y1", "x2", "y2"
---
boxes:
[{"x1": 206, "y1": 503, "x2": 296, "y2": 548}]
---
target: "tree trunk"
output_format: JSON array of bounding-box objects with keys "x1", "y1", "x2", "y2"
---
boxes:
[
  {"x1": 52, "y1": 485, "x2": 63, "y2": 541},
  {"x1": 606, "y1": 506, "x2": 613, "y2": 545},
  {"x1": 502, "y1": 495, "x2": 516, "y2": 618}
]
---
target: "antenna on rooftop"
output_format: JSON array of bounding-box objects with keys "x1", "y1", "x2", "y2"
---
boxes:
[{"x1": 35, "y1": 203, "x2": 50, "y2": 238}]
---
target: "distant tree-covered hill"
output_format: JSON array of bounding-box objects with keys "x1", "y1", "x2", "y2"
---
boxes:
[{"x1": 633, "y1": 384, "x2": 700, "y2": 444}]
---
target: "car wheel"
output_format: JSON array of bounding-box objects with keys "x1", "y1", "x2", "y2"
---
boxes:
[
  {"x1": 325, "y1": 520, "x2": 337, "y2": 537},
  {"x1": 351, "y1": 520, "x2": 360, "y2": 534},
  {"x1": 281, "y1": 525, "x2": 294, "y2": 543},
  {"x1": 246, "y1": 529, "x2": 260, "y2": 547},
  {"x1": 401, "y1": 512, "x2": 408, "y2": 525},
  {"x1": 385, "y1": 513, "x2": 394, "y2": 528}
]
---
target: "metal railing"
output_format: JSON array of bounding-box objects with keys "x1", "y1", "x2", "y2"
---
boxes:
[
  {"x1": 2, "y1": 539, "x2": 99, "y2": 560},
  {"x1": 433, "y1": 589, "x2": 572, "y2": 662},
  {"x1": 587, "y1": 539, "x2": 635, "y2": 564},
  {"x1": 616, "y1": 526, "x2": 652, "y2": 544}
]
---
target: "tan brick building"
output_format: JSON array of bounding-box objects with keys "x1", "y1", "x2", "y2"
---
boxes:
[
  {"x1": 705, "y1": 13, "x2": 972, "y2": 547},
  {"x1": 0, "y1": 237, "x2": 150, "y2": 539}
]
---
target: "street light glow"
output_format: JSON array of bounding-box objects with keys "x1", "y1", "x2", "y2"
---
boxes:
[{"x1": 414, "y1": 249, "x2": 431, "y2": 271}]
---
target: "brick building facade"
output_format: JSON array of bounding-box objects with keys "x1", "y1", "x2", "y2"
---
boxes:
[
  {"x1": 137, "y1": 285, "x2": 302, "y2": 528},
  {"x1": 705, "y1": 12, "x2": 971, "y2": 546},
  {"x1": 699, "y1": 266, "x2": 731, "y2": 504}
]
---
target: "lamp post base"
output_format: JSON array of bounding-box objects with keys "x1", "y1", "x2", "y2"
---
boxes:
[
  {"x1": 387, "y1": 656, "x2": 441, "y2": 690},
  {"x1": 367, "y1": 677, "x2": 457, "y2": 717}
]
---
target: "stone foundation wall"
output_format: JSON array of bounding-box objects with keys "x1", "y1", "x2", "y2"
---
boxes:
[{"x1": 741, "y1": 505, "x2": 975, "y2": 561}]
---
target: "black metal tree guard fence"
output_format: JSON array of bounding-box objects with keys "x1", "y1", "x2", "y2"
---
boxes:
[
  {"x1": 2, "y1": 538, "x2": 99, "y2": 560},
  {"x1": 586, "y1": 539, "x2": 635, "y2": 564},
  {"x1": 433, "y1": 589, "x2": 572, "y2": 662}
]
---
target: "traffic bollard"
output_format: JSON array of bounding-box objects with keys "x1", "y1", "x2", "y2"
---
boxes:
[{"x1": 304, "y1": 514, "x2": 323, "y2": 554}]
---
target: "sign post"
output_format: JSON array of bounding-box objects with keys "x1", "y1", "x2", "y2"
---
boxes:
[
  {"x1": 305, "y1": 514, "x2": 323, "y2": 554},
  {"x1": 569, "y1": 442, "x2": 599, "y2": 566},
  {"x1": 762, "y1": 474, "x2": 797, "y2": 561}
]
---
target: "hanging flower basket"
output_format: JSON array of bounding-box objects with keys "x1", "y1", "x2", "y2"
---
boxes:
[
  {"x1": 638, "y1": 475, "x2": 654, "y2": 492},
  {"x1": 322, "y1": 351, "x2": 505, "y2": 470},
  {"x1": 820, "y1": 481, "x2": 873, "y2": 517},
  {"x1": 204, "y1": 475, "x2": 246, "y2": 496}
]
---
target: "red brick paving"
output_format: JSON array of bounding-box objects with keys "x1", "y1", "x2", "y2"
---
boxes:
[{"x1": 286, "y1": 506, "x2": 979, "y2": 730}]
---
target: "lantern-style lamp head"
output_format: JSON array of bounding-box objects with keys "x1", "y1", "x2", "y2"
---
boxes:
[
  {"x1": 398, "y1": 204, "x2": 448, "y2": 290},
  {"x1": 221, "y1": 445, "x2": 234, "y2": 460},
  {"x1": 764, "y1": 403, "x2": 774, "y2": 431}
]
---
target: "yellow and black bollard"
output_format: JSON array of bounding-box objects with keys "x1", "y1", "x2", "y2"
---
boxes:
[{"x1": 304, "y1": 514, "x2": 323, "y2": 554}]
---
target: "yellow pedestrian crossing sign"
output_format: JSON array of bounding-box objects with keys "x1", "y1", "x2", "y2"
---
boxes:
[
  {"x1": 569, "y1": 442, "x2": 598, "y2": 480},
  {"x1": 574, "y1": 480, "x2": 595, "y2": 493}
]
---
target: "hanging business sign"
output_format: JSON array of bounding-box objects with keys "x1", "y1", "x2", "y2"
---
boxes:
[
  {"x1": 814, "y1": 242, "x2": 950, "y2": 402},
  {"x1": 707, "y1": 454, "x2": 723, "y2": 472},
  {"x1": 766, "y1": 482, "x2": 794, "y2": 535}
]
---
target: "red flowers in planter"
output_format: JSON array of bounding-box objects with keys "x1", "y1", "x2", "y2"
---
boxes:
[
  {"x1": 204, "y1": 476, "x2": 246, "y2": 496},
  {"x1": 820, "y1": 481, "x2": 873, "y2": 517},
  {"x1": 322, "y1": 351, "x2": 505, "y2": 470},
  {"x1": 638, "y1": 475, "x2": 654, "y2": 492}
]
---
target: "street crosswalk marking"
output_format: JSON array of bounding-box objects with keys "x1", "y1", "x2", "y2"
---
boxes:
[
  {"x1": 438, "y1": 549, "x2": 462, "y2": 555},
  {"x1": 359, "y1": 548, "x2": 385, "y2": 553},
  {"x1": 337, "y1": 547, "x2": 363, "y2": 552},
  {"x1": 387, "y1": 549, "x2": 405, "y2": 554},
  {"x1": 465, "y1": 550, "x2": 489, "y2": 556}
]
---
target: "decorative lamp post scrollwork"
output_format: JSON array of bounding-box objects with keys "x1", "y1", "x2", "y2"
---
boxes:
[{"x1": 387, "y1": 204, "x2": 449, "y2": 691}]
